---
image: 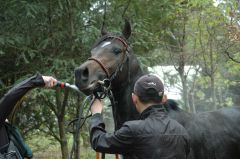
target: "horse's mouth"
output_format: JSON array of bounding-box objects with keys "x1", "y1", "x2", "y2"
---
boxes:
[{"x1": 76, "y1": 80, "x2": 100, "y2": 95}]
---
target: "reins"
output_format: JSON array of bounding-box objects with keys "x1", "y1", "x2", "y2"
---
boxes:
[
  {"x1": 68, "y1": 95, "x2": 94, "y2": 159},
  {"x1": 69, "y1": 36, "x2": 131, "y2": 159},
  {"x1": 67, "y1": 80, "x2": 117, "y2": 159},
  {"x1": 88, "y1": 36, "x2": 131, "y2": 159}
]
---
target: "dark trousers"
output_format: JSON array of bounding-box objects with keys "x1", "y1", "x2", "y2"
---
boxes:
[{"x1": 0, "y1": 126, "x2": 9, "y2": 149}]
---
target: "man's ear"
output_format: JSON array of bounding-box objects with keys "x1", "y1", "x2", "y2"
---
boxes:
[
  {"x1": 132, "y1": 93, "x2": 138, "y2": 105},
  {"x1": 161, "y1": 95, "x2": 168, "y2": 103}
]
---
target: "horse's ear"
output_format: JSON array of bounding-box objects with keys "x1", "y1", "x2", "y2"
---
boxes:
[{"x1": 122, "y1": 19, "x2": 131, "y2": 39}]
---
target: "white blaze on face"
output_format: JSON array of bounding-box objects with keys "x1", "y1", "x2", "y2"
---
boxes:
[{"x1": 101, "y1": 41, "x2": 111, "y2": 48}]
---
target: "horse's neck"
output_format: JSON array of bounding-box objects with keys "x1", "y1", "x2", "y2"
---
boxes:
[
  {"x1": 111, "y1": 58, "x2": 143, "y2": 130},
  {"x1": 165, "y1": 100, "x2": 193, "y2": 128},
  {"x1": 169, "y1": 110, "x2": 193, "y2": 127}
]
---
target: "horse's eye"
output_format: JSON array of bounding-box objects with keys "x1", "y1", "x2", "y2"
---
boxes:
[{"x1": 112, "y1": 48, "x2": 122, "y2": 55}]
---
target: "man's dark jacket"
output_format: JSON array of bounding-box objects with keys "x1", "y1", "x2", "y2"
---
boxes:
[
  {"x1": 0, "y1": 74, "x2": 44, "y2": 151},
  {"x1": 90, "y1": 105, "x2": 190, "y2": 159}
]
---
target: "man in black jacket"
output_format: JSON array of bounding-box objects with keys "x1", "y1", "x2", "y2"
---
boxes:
[
  {"x1": 90, "y1": 74, "x2": 190, "y2": 159},
  {"x1": 0, "y1": 74, "x2": 57, "y2": 158}
]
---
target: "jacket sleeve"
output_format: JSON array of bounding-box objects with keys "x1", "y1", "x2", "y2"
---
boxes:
[
  {"x1": 90, "y1": 113, "x2": 135, "y2": 154},
  {"x1": 0, "y1": 74, "x2": 45, "y2": 124}
]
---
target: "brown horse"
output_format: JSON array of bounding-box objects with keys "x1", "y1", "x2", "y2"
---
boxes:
[
  {"x1": 75, "y1": 20, "x2": 141, "y2": 130},
  {"x1": 75, "y1": 20, "x2": 240, "y2": 159}
]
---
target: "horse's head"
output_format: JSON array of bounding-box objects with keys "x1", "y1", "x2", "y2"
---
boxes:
[{"x1": 75, "y1": 20, "x2": 133, "y2": 95}]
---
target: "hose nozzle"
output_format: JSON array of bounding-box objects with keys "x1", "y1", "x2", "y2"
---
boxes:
[{"x1": 56, "y1": 81, "x2": 80, "y2": 93}]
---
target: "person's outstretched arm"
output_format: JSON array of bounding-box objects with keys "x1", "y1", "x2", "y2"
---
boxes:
[
  {"x1": 89, "y1": 99, "x2": 135, "y2": 154},
  {"x1": 0, "y1": 74, "x2": 56, "y2": 124}
]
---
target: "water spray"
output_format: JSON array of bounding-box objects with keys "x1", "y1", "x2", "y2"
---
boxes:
[
  {"x1": 55, "y1": 79, "x2": 111, "y2": 95},
  {"x1": 56, "y1": 81, "x2": 80, "y2": 93}
]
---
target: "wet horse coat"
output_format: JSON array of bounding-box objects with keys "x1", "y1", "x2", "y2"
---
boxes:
[
  {"x1": 165, "y1": 100, "x2": 240, "y2": 159},
  {"x1": 75, "y1": 20, "x2": 240, "y2": 159}
]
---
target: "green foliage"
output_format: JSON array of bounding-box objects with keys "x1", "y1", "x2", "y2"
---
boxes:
[{"x1": 1, "y1": 0, "x2": 240, "y2": 158}]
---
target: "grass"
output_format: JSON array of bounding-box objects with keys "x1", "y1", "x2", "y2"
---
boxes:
[{"x1": 26, "y1": 134, "x2": 116, "y2": 159}]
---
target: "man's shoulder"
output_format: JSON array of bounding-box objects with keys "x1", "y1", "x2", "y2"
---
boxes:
[
  {"x1": 124, "y1": 119, "x2": 143, "y2": 126},
  {"x1": 122, "y1": 119, "x2": 145, "y2": 131}
]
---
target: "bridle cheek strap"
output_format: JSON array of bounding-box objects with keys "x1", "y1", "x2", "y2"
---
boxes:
[
  {"x1": 88, "y1": 57, "x2": 110, "y2": 78},
  {"x1": 88, "y1": 36, "x2": 129, "y2": 80}
]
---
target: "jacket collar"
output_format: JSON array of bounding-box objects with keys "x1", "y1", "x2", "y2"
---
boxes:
[{"x1": 140, "y1": 104, "x2": 166, "y2": 120}]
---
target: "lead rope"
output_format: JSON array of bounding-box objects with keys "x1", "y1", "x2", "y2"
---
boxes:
[
  {"x1": 68, "y1": 95, "x2": 95, "y2": 159},
  {"x1": 96, "y1": 54, "x2": 130, "y2": 159},
  {"x1": 94, "y1": 80, "x2": 118, "y2": 159},
  {"x1": 87, "y1": 36, "x2": 130, "y2": 159}
]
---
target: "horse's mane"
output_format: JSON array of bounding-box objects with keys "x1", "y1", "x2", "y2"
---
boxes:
[{"x1": 164, "y1": 99, "x2": 181, "y2": 112}]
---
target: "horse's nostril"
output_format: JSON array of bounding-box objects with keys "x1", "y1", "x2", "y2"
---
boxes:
[
  {"x1": 75, "y1": 67, "x2": 89, "y2": 83},
  {"x1": 81, "y1": 67, "x2": 89, "y2": 81}
]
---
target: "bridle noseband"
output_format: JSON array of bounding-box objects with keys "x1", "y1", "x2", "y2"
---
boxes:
[
  {"x1": 88, "y1": 36, "x2": 130, "y2": 82},
  {"x1": 88, "y1": 57, "x2": 111, "y2": 77}
]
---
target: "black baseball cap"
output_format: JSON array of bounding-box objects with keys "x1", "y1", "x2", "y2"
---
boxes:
[{"x1": 134, "y1": 74, "x2": 164, "y2": 97}]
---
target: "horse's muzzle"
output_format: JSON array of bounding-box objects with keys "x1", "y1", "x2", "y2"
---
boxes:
[{"x1": 74, "y1": 63, "x2": 108, "y2": 95}]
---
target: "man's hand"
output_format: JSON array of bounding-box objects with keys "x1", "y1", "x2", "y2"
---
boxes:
[
  {"x1": 42, "y1": 76, "x2": 57, "y2": 88},
  {"x1": 91, "y1": 99, "x2": 103, "y2": 115}
]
